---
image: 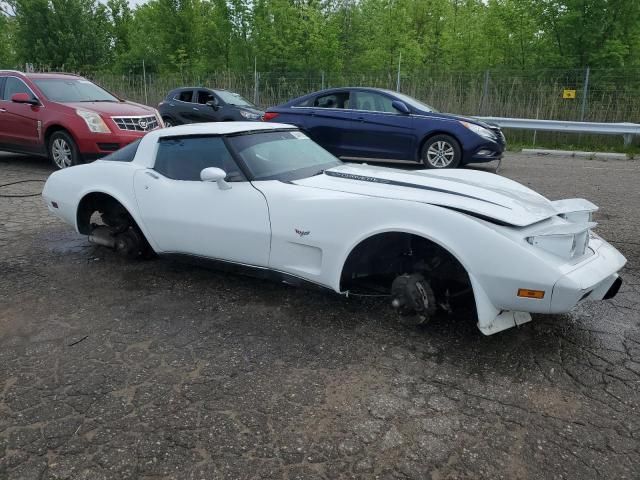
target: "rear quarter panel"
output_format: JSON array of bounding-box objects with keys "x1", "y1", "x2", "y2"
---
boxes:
[{"x1": 42, "y1": 161, "x2": 157, "y2": 249}]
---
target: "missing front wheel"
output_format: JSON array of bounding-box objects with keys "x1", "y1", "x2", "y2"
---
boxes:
[{"x1": 391, "y1": 273, "x2": 437, "y2": 325}]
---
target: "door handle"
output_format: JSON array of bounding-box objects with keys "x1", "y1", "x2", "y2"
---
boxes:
[
  {"x1": 193, "y1": 107, "x2": 199, "y2": 111},
  {"x1": 0, "y1": 108, "x2": 6, "y2": 113},
  {"x1": 357, "y1": 116, "x2": 365, "y2": 122}
]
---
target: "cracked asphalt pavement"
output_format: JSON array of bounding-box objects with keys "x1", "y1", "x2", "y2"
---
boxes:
[{"x1": 0, "y1": 152, "x2": 639, "y2": 479}]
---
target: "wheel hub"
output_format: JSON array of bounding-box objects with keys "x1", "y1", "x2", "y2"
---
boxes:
[
  {"x1": 52, "y1": 138, "x2": 72, "y2": 168},
  {"x1": 426, "y1": 141, "x2": 454, "y2": 168},
  {"x1": 391, "y1": 273, "x2": 437, "y2": 324}
]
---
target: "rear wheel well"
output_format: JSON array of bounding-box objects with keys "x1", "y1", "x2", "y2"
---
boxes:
[
  {"x1": 340, "y1": 232, "x2": 471, "y2": 298},
  {"x1": 77, "y1": 192, "x2": 154, "y2": 258},
  {"x1": 77, "y1": 192, "x2": 136, "y2": 234}
]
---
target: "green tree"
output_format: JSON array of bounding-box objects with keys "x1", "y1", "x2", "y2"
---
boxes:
[
  {"x1": 11, "y1": 0, "x2": 111, "y2": 70},
  {"x1": 0, "y1": 7, "x2": 16, "y2": 68}
]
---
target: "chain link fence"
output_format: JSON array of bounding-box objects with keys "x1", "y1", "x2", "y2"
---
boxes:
[{"x1": 30, "y1": 64, "x2": 640, "y2": 148}]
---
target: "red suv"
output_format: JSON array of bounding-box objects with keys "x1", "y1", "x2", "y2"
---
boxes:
[{"x1": 0, "y1": 71, "x2": 163, "y2": 169}]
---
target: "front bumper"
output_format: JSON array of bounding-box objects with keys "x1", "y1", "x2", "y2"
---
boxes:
[
  {"x1": 465, "y1": 137, "x2": 506, "y2": 164},
  {"x1": 75, "y1": 129, "x2": 150, "y2": 160},
  {"x1": 550, "y1": 237, "x2": 626, "y2": 313}
]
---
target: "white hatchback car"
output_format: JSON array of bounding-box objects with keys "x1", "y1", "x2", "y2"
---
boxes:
[{"x1": 42, "y1": 122, "x2": 626, "y2": 335}]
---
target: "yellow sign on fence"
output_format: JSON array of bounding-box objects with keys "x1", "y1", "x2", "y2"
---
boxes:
[{"x1": 563, "y1": 89, "x2": 577, "y2": 99}]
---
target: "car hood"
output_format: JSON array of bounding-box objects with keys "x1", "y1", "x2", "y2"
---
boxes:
[
  {"x1": 412, "y1": 110, "x2": 497, "y2": 129},
  {"x1": 292, "y1": 164, "x2": 559, "y2": 227},
  {"x1": 239, "y1": 106, "x2": 265, "y2": 115},
  {"x1": 65, "y1": 101, "x2": 155, "y2": 116}
]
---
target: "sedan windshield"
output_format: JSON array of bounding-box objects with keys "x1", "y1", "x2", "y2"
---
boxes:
[
  {"x1": 392, "y1": 91, "x2": 438, "y2": 113},
  {"x1": 216, "y1": 90, "x2": 256, "y2": 107},
  {"x1": 33, "y1": 79, "x2": 120, "y2": 102},
  {"x1": 227, "y1": 130, "x2": 342, "y2": 181}
]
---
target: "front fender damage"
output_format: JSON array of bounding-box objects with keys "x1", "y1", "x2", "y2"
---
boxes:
[{"x1": 469, "y1": 274, "x2": 532, "y2": 335}]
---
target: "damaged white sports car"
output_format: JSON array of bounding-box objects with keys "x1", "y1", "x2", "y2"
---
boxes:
[{"x1": 42, "y1": 122, "x2": 626, "y2": 335}]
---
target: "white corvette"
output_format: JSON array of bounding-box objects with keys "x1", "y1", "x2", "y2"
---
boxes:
[{"x1": 42, "y1": 122, "x2": 626, "y2": 335}]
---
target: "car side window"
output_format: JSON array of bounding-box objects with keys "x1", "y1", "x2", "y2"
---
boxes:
[
  {"x1": 3, "y1": 77, "x2": 34, "y2": 100},
  {"x1": 295, "y1": 97, "x2": 313, "y2": 107},
  {"x1": 353, "y1": 92, "x2": 397, "y2": 113},
  {"x1": 154, "y1": 136, "x2": 246, "y2": 182},
  {"x1": 175, "y1": 90, "x2": 194, "y2": 103},
  {"x1": 0, "y1": 77, "x2": 5, "y2": 99},
  {"x1": 313, "y1": 92, "x2": 350, "y2": 109},
  {"x1": 196, "y1": 90, "x2": 215, "y2": 105}
]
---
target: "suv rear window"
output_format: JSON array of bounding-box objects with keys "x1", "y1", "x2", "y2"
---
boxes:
[
  {"x1": 100, "y1": 140, "x2": 141, "y2": 162},
  {"x1": 175, "y1": 90, "x2": 193, "y2": 102}
]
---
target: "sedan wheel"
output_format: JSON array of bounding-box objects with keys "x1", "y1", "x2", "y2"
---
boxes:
[
  {"x1": 48, "y1": 131, "x2": 80, "y2": 169},
  {"x1": 421, "y1": 135, "x2": 461, "y2": 169}
]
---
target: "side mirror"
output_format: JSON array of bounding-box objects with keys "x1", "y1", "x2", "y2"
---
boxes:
[
  {"x1": 392, "y1": 100, "x2": 410, "y2": 114},
  {"x1": 206, "y1": 99, "x2": 219, "y2": 111},
  {"x1": 200, "y1": 167, "x2": 231, "y2": 190},
  {"x1": 12, "y1": 92, "x2": 39, "y2": 105}
]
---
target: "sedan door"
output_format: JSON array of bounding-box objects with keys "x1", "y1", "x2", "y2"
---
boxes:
[
  {"x1": 303, "y1": 91, "x2": 359, "y2": 158},
  {"x1": 349, "y1": 91, "x2": 415, "y2": 161},
  {"x1": 133, "y1": 135, "x2": 271, "y2": 266}
]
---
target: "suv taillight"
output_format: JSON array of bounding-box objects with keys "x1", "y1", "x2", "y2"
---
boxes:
[{"x1": 263, "y1": 112, "x2": 279, "y2": 121}]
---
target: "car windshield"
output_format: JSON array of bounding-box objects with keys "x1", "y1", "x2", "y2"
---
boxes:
[
  {"x1": 33, "y1": 79, "x2": 120, "y2": 102},
  {"x1": 216, "y1": 90, "x2": 255, "y2": 107},
  {"x1": 227, "y1": 130, "x2": 342, "y2": 181},
  {"x1": 392, "y1": 91, "x2": 438, "y2": 113}
]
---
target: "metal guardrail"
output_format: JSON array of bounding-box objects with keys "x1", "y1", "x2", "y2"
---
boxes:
[{"x1": 476, "y1": 116, "x2": 640, "y2": 145}]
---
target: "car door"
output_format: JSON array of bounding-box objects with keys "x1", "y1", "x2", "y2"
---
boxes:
[
  {"x1": 0, "y1": 76, "x2": 43, "y2": 154},
  {"x1": 171, "y1": 89, "x2": 199, "y2": 124},
  {"x1": 303, "y1": 91, "x2": 358, "y2": 157},
  {"x1": 191, "y1": 89, "x2": 223, "y2": 123},
  {"x1": 133, "y1": 135, "x2": 271, "y2": 266},
  {"x1": 349, "y1": 90, "x2": 415, "y2": 160}
]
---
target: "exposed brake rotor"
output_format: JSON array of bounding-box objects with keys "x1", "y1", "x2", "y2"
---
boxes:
[{"x1": 390, "y1": 273, "x2": 437, "y2": 325}]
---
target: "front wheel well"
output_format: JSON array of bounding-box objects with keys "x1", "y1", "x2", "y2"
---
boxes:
[
  {"x1": 417, "y1": 131, "x2": 461, "y2": 161},
  {"x1": 44, "y1": 125, "x2": 74, "y2": 147},
  {"x1": 339, "y1": 232, "x2": 471, "y2": 298}
]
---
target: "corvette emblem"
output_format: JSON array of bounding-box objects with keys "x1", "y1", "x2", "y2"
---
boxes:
[{"x1": 295, "y1": 228, "x2": 310, "y2": 237}]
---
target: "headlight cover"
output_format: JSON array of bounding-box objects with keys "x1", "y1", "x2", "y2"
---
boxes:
[
  {"x1": 153, "y1": 108, "x2": 165, "y2": 128},
  {"x1": 460, "y1": 121, "x2": 496, "y2": 141},
  {"x1": 240, "y1": 110, "x2": 261, "y2": 120},
  {"x1": 76, "y1": 109, "x2": 110, "y2": 133},
  {"x1": 559, "y1": 211, "x2": 593, "y2": 223},
  {"x1": 526, "y1": 222, "x2": 596, "y2": 260}
]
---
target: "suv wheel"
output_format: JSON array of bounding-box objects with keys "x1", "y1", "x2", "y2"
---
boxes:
[
  {"x1": 49, "y1": 131, "x2": 80, "y2": 169},
  {"x1": 163, "y1": 117, "x2": 177, "y2": 127}
]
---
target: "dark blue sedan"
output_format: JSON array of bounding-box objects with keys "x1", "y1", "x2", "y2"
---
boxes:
[{"x1": 263, "y1": 87, "x2": 505, "y2": 168}]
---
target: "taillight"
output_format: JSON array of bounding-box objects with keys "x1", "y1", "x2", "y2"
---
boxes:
[{"x1": 263, "y1": 112, "x2": 279, "y2": 121}]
